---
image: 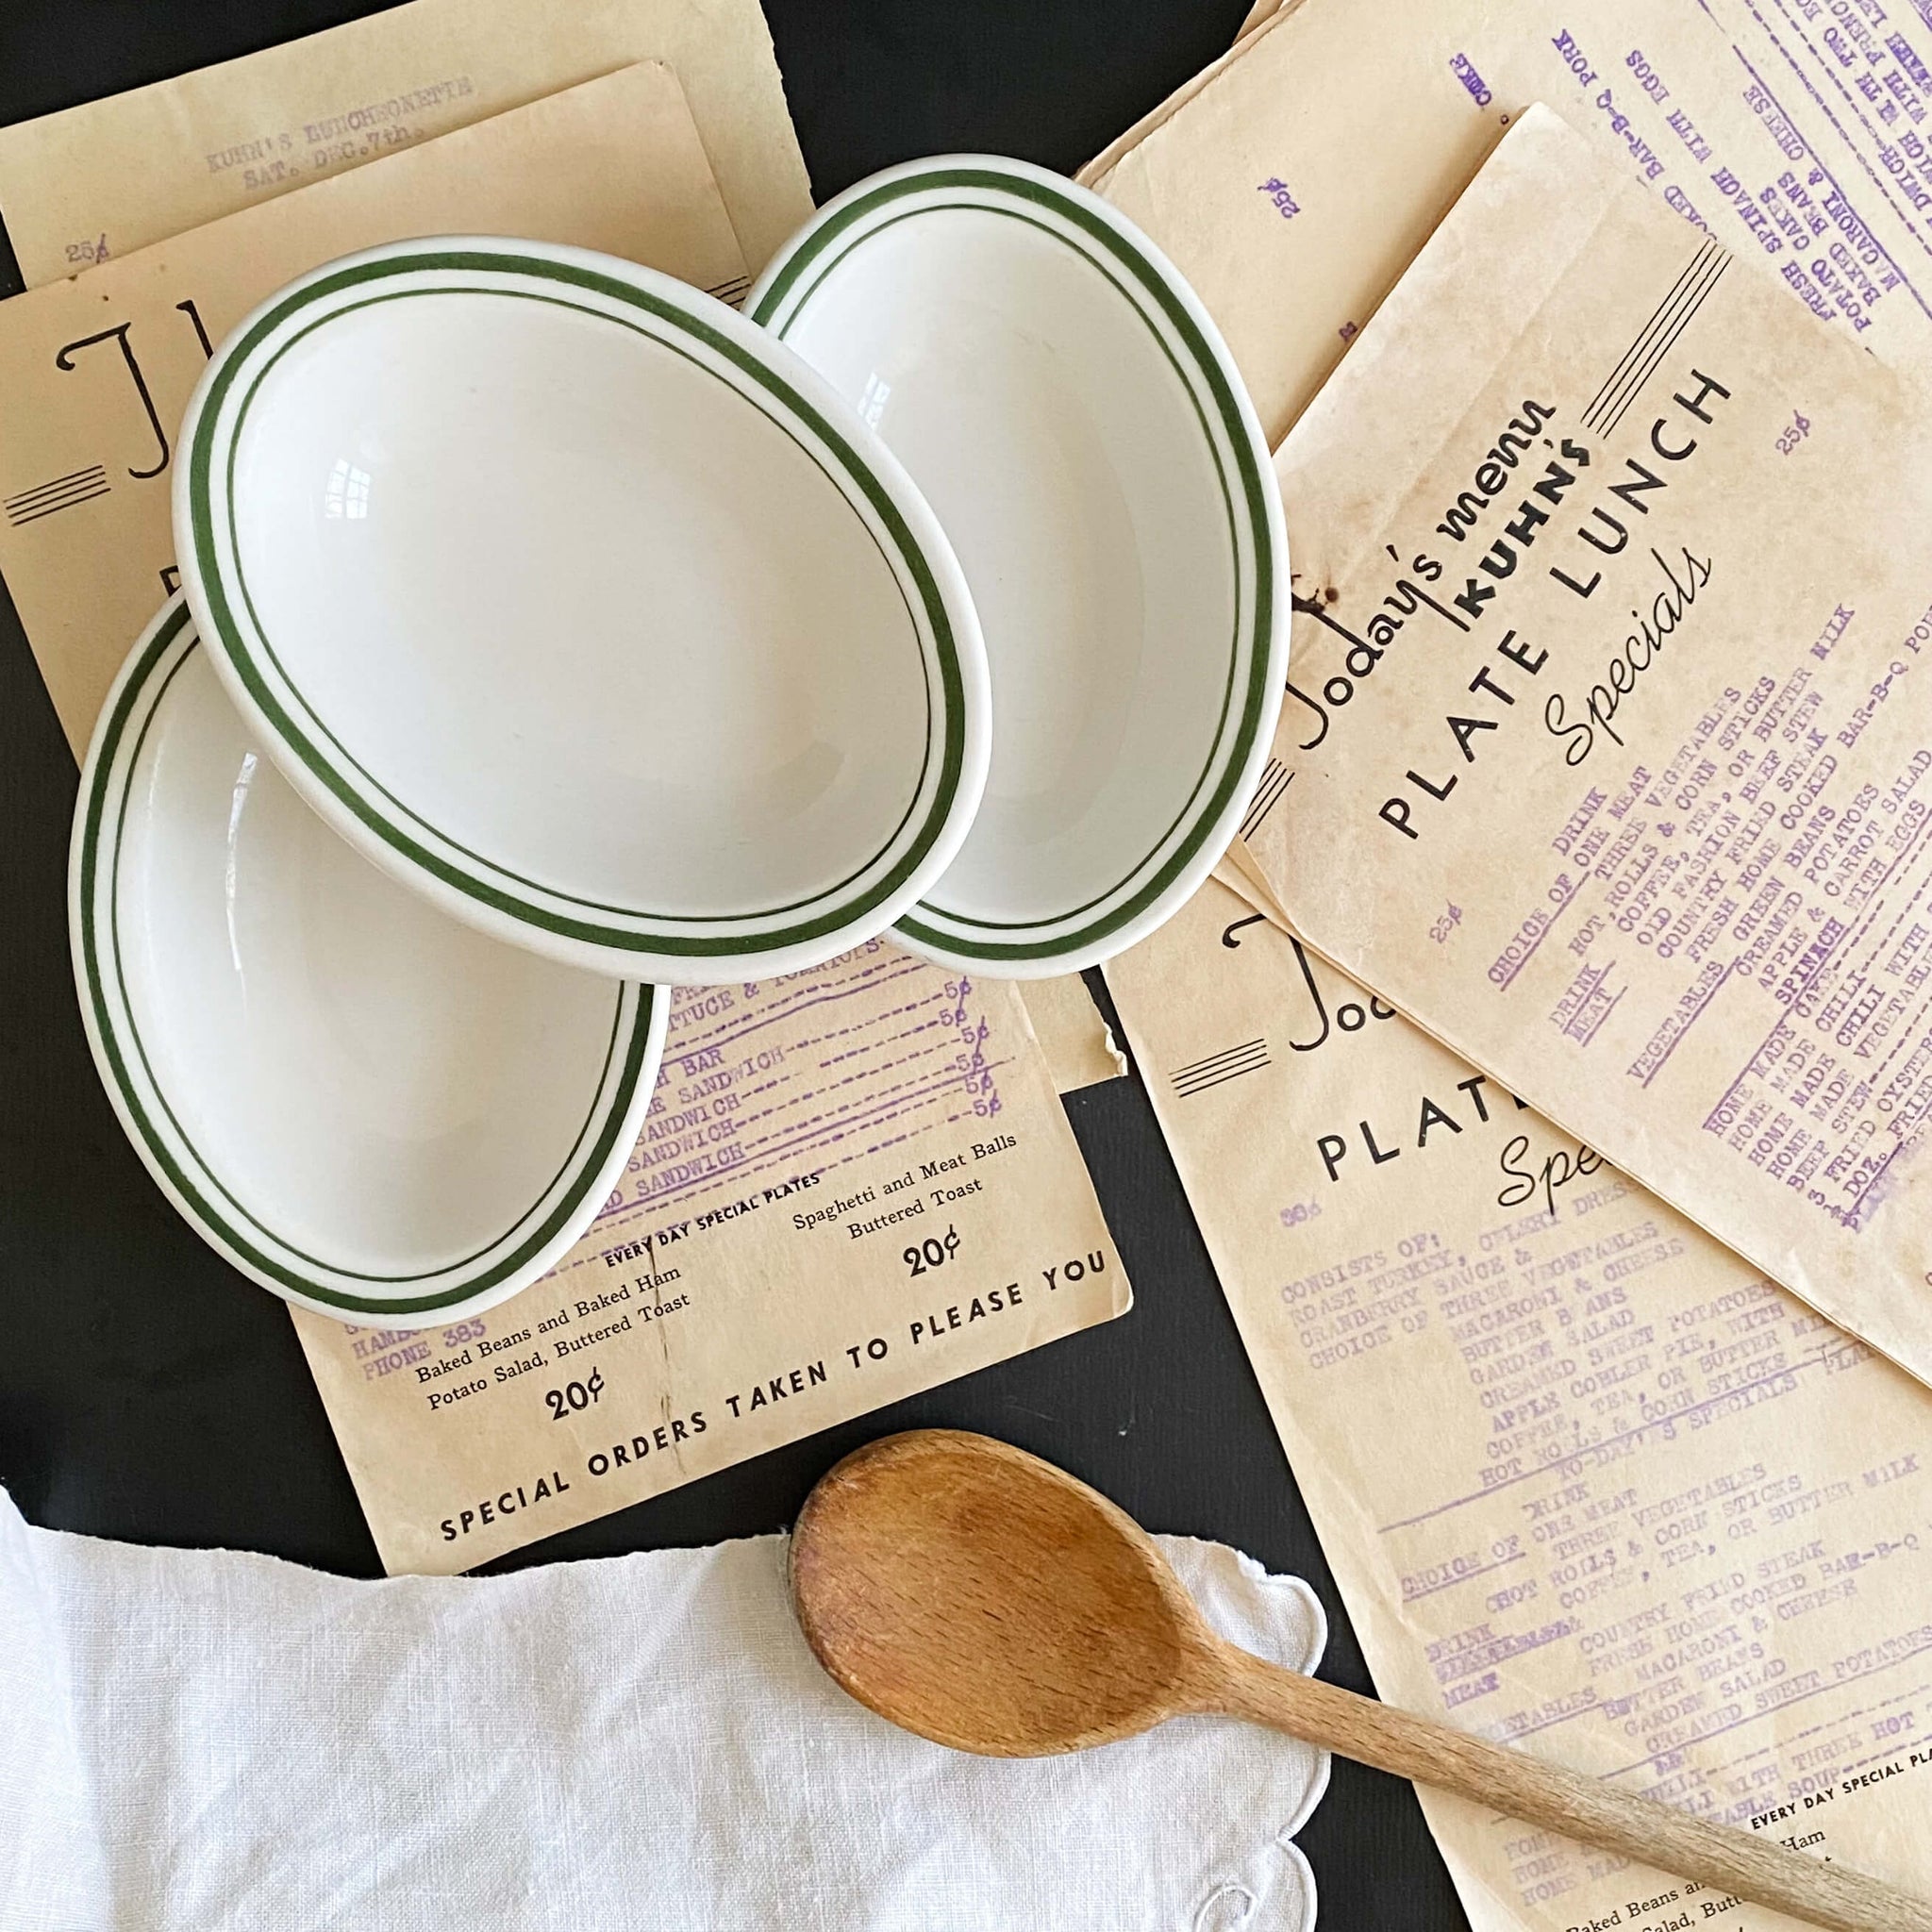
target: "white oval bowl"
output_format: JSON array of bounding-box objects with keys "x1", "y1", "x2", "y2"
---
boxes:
[
  {"x1": 749, "y1": 156, "x2": 1289, "y2": 976},
  {"x1": 70, "y1": 597, "x2": 667, "y2": 1323},
  {"x1": 174, "y1": 237, "x2": 990, "y2": 985}
]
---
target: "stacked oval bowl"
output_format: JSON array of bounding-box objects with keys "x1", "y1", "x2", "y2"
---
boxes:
[{"x1": 71, "y1": 156, "x2": 1289, "y2": 1324}]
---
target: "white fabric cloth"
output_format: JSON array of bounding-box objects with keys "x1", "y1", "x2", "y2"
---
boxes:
[{"x1": 0, "y1": 1486, "x2": 1327, "y2": 1932}]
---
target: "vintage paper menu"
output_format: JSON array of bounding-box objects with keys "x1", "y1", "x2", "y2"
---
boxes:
[
  {"x1": 1107, "y1": 876, "x2": 1932, "y2": 1931},
  {"x1": 1234, "y1": 104, "x2": 1932, "y2": 1390},
  {"x1": 0, "y1": 0, "x2": 811, "y2": 282},
  {"x1": 0, "y1": 36, "x2": 1127, "y2": 1575},
  {"x1": 0, "y1": 60, "x2": 745, "y2": 757},
  {"x1": 295, "y1": 942, "x2": 1128, "y2": 1574},
  {"x1": 1085, "y1": 0, "x2": 1932, "y2": 451}
]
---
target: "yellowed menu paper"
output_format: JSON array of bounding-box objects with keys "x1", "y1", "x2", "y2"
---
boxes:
[
  {"x1": 1088, "y1": 0, "x2": 1932, "y2": 453},
  {"x1": 0, "y1": 47, "x2": 1127, "y2": 1574},
  {"x1": 0, "y1": 0, "x2": 811, "y2": 281},
  {"x1": 1237, "y1": 105, "x2": 1932, "y2": 1388},
  {"x1": 296, "y1": 945, "x2": 1127, "y2": 1574},
  {"x1": 1108, "y1": 879, "x2": 1932, "y2": 1930},
  {"x1": 0, "y1": 61, "x2": 744, "y2": 756}
]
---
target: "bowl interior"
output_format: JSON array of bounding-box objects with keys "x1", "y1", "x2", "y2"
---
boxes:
[
  {"x1": 775, "y1": 207, "x2": 1237, "y2": 924},
  {"x1": 225, "y1": 287, "x2": 933, "y2": 916},
  {"x1": 116, "y1": 648, "x2": 630, "y2": 1277}
]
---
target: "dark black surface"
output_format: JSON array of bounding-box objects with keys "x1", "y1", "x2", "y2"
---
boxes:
[{"x1": 0, "y1": 5, "x2": 1469, "y2": 1925}]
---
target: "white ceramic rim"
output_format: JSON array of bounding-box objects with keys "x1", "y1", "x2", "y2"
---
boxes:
[
  {"x1": 69, "y1": 596, "x2": 668, "y2": 1323},
  {"x1": 173, "y1": 234, "x2": 991, "y2": 986},
  {"x1": 748, "y1": 155, "x2": 1290, "y2": 977}
]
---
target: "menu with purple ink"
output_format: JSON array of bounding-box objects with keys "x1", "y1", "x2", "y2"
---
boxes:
[
  {"x1": 1086, "y1": 0, "x2": 1932, "y2": 460},
  {"x1": 293, "y1": 940, "x2": 1127, "y2": 1574},
  {"x1": 1240, "y1": 104, "x2": 1932, "y2": 1388},
  {"x1": 1108, "y1": 874, "x2": 1932, "y2": 1930}
]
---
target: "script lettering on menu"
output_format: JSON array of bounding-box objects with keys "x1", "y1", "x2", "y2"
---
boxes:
[
  {"x1": 1236, "y1": 104, "x2": 1932, "y2": 1390},
  {"x1": 1108, "y1": 875, "x2": 1932, "y2": 1931},
  {"x1": 0, "y1": 61, "x2": 748, "y2": 754}
]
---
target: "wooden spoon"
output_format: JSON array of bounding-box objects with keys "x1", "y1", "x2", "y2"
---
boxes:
[{"x1": 791, "y1": 1430, "x2": 1932, "y2": 1932}]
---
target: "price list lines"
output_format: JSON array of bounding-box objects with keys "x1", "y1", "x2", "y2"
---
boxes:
[
  {"x1": 1711, "y1": 789, "x2": 1932, "y2": 1231},
  {"x1": 601, "y1": 952, "x2": 1013, "y2": 1229},
  {"x1": 1352, "y1": 1215, "x2": 1932, "y2": 1818}
]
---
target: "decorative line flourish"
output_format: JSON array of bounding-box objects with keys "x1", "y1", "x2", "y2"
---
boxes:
[
  {"x1": 1239, "y1": 758, "x2": 1292, "y2": 841},
  {"x1": 1583, "y1": 237, "x2": 1730, "y2": 439},
  {"x1": 1172, "y1": 1036, "x2": 1270, "y2": 1097},
  {"x1": 6, "y1": 462, "x2": 110, "y2": 525}
]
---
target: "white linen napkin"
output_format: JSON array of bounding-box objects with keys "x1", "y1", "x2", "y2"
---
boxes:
[{"x1": 0, "y1": 1484, "x2": 1327, "y2": 1932}]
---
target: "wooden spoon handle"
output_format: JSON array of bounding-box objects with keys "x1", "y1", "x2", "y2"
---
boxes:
[{"x1": 1209, "y1": 1647, "x2": 1932, "y2": 1932}]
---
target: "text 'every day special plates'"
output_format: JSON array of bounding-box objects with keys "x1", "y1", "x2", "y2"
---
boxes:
[
  {"x1": 751, "y1": 157, "x2": 1289, "y2": 976},
  {"x1": 71, "y1": 596, "x2": 666, "y2": 1321},
  {"x1": 174, "y1": 236, "x2": 991, "y2": 985}
]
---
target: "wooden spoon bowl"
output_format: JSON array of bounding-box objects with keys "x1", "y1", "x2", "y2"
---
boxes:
[
  {"x1": 791, "y1": 1429, "x2": 1932, "y2": 1932},
  {"x1": 792, "y1": 1426, "x2": 1208, "y2": 1755}
]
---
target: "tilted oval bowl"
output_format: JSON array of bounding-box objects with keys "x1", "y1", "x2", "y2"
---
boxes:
[
  {"x1": 71, "y1": 597, "x2": 667, "y2": 1322},
  {"x1": 174, "y1": 236, "x2": 991, "y2": 985},
  {"x1": 749, "y1": 156, "x2": 1289, "y2": 976}
]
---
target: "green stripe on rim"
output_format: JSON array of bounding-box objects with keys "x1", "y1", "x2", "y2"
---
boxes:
[
  {"x1": 185, "y1": 247, "x2": 970, "y2": 959},
  {"x1": 75, "y1": 605, "x2": 659, "y2": 1315},
  {"x1": 219, "y1": 289, "x2": 937, "y2": 929},
  {"x1": 753, "y1": 168, "x2": 1277, "y2": 967}
]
